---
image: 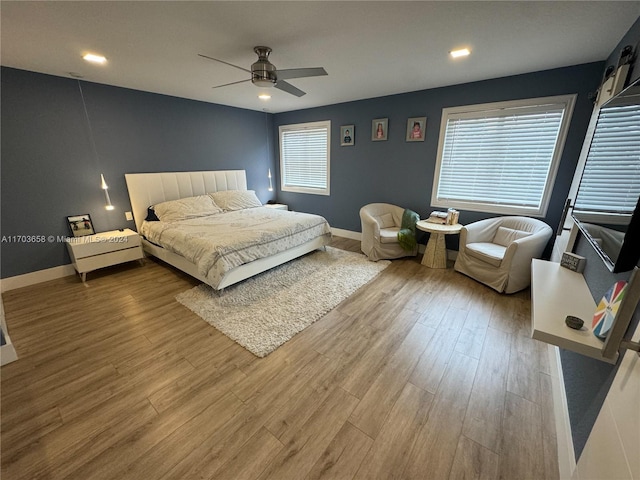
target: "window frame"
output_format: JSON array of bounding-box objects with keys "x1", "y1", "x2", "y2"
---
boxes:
[
  {"x1": 279, "y1": 120, "x2": 331, "y2": 196},
  {"x1": 431, "y1": 94, "x2": 577, "y2": 216}
]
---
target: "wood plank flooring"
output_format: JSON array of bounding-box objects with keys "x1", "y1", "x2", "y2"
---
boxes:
[{"x1": 1, "y1": 237, "x2": 559, "y2": 479}]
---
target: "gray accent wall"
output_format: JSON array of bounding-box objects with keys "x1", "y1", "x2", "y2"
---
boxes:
[
  {"x1": 0, "y1": 63, "x2": 603, "y2": 278},
  {"x1": 273, "y1": 63, "x2": 604, "y2": 250},
  {"x1": 1, "y1": 67, "x2": 276, "y2": 278}
]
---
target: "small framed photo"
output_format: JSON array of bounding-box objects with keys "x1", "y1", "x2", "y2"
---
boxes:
[
  {"x1": 67, "y1": 214, "x2": 95, "y2": 237},
  {"x1": 340, "y1": 125, "x2": 355, "y2": 146},
  {"x1": 372, "y1": 118, "x2": 388, "y2": 141},
  {"x1": 406, "y1": 117, "x2": 427, "y2": 142}
]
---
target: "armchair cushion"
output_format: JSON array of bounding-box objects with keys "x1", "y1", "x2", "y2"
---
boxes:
[
  {"x1": 380, "y1": 227, "x2": 401, "y2": 244},
  {"x1": 377, "y1": 213, "x2": 395, "y2": 229},
  {"x1": 493, "y1": 226, "x2": 531, "y2": 247},
  {"x1": 466, "y1": 242, "x2": 507, "y2": 267}
]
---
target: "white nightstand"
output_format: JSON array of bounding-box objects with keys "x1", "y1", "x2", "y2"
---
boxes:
[
  {"x1": 264, "y1": 203, "x2": 288, "y2": 211},
  {"x1": 66, "y1": 228, "x2": 144, "y2": 282}
]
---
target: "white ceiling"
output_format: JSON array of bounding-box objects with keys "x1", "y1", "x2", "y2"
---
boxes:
[{"x1": 2, "y1": 1, "x2": 640, "y2": 113}]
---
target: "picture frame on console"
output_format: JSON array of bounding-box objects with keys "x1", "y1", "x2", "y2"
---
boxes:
[{"x1": 67, "y1": 214, "x2": 95, "y2": 237}]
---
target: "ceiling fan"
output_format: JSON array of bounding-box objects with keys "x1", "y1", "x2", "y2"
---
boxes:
[{"x1": 198, "y1": 46, "x2": 327, "y2": 97}]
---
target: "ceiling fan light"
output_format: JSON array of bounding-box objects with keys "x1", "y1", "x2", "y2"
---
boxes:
[
  {"x1": 253, "y1": 79, "x2": 274, "y2": 87},
  {"x1": 203, "y1": 46, "x2": 324, "y2": 97}
]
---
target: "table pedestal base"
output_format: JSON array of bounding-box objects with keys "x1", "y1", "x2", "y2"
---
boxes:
[{"x1": 422, "y1": 233, "x2": 447, "y2": 268}]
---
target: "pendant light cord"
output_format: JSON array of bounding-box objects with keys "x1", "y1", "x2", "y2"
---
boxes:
[{"x1": 78, "y1": 80, "x2": 101, "y2": 168}]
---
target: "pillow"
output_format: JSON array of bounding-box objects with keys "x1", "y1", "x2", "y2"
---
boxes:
[
  {"x1": 376, "y1": 213, "x2": 395, "y2": 229},
  {"x1": 153, "y1": 195, "x2": 223, "y2": 223},
  {"x1": 145, "y1": 206, "x2": 160, "y2": 222},
  {"x1": 210, "y1": 190, "x2": 262, "y2": 212},
  {"x1": 493, "y1": 226, "x2": 531, "y2": 247}
]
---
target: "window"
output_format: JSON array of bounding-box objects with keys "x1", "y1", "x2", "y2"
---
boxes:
[
  {"x1": 573, "y1": 102, "x2": 640, "y2": 218},
  {"x1": 279, "y1": 120, "x2": 330, "y2": 195},
  {"x1": 432, "y1": 95, "x2": 576, "y2": 216}
]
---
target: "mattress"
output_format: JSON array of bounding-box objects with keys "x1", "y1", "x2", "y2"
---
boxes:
[{"x1": 141, "y1": 206, "x2": 332, "y2": 287}]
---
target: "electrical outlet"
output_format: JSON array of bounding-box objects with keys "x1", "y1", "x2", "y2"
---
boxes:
[{"x1": 125, "y1": 211, "x2": 133, "y2": 221}]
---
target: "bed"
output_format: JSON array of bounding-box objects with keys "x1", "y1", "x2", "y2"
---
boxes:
[{"x1": 125, "y1": 170, "x2": 332, "y2": 289}]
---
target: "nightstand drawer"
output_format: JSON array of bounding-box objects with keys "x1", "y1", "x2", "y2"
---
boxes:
[
  {"x1": 74, "y1": 246, "x2": 144, "y2": 274},
  {"x1": 66, "y1": 229, "x2": 141, "y2": 259}
]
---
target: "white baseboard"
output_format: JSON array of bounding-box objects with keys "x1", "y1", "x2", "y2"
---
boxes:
[
  {"x1": 548, "y1": 344, "x2": 576, "y2": 479},
  {"x1": 331, "y1": 227, "x2": 361, "y2": 241},
  {"x1": 1, "y1": 264, "x2": 76, "y2": 293}
]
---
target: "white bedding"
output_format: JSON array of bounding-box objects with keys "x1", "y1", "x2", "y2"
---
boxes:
[{"x1": 141, "y1": 206, "x2": 332, "y2": 288}]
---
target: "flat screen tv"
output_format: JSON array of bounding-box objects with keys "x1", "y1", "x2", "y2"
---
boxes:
[{"x1": 571, "y1": 76, "x2": 640, "y2": 273}]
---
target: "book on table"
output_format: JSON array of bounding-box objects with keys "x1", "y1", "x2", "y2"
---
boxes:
[{"x1": 426, "y1": 211, "x2": 448, "y2": 224}]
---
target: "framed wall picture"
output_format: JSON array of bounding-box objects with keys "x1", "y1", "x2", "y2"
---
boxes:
[
  {"x1": 67, "y1": 214, "x2": 95, "y2": 237},
  {"x1": 406, "y1": 117, "x2": 426, "y2": 142},
  {"x1": 340, "y1": 125, "x2": 355, "y2": 146},
  {"x1": 372, "y1": 118, "x2": 388, "y2": 141}
]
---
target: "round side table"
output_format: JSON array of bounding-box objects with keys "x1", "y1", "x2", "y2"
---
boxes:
[{"x1": 416, "y1": 221, "x2": 463, "y2": 268}]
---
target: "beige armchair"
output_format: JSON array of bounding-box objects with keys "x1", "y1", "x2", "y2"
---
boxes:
[
  {"x1": 360, "y1": 203, "x2": 418, "y2": 261},
  {"x1": 454, "y1": 216, "x2": 552, "y2": 293}
]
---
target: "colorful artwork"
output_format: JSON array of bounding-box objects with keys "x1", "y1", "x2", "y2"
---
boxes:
[{"x1": 592, "y1": 280, "x2": 628, "y2": 340}]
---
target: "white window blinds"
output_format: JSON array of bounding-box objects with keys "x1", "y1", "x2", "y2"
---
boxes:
[
  {"x1": 574, "y1": 104, "x2": 640, "y2": 214},
  {"x1": 433, "y1": 96, "x2": 575, "y2": 216},
  {"x1": 279, "y1": 121, "x2": 330, "y2": 195}
]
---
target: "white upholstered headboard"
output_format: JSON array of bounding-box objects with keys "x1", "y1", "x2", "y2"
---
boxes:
[{"x1": 125, "y1": 170, "x2": 248, "y2": 231}]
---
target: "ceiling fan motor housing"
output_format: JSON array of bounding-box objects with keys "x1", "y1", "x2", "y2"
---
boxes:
[{"x1": 251, "y1": 46, "x2": 277, "y2": 87}]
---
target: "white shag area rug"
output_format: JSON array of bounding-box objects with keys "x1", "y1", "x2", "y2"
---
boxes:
[{"x1": 176, "y1": 247, "x2": 390, "y2": 357}]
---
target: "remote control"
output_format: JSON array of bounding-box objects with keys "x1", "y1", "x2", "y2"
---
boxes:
[{"x1": 565, "y1": 315, "x2": 584, "y2": 330}]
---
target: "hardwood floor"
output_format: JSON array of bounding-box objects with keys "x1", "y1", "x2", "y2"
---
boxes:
[{"x1": 1, "y1": 237, "x2": 559, "y2": 479}]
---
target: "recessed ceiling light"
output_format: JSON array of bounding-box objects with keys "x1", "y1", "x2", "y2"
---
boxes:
[
  {"x1": 450, "y1": 48, "x2": 471, "y2": 58},
  {"x1": 83, "y1": 53, "x2": 107, "y2": 64},
  {"x1": 258, "y1": 94, "x2": 271, "y2": 100}
]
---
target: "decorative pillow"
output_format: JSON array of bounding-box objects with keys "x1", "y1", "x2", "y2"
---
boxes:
[
  {"x1": 153, "y1": 195, "x2": 223, "y2": 223},
  {"x1": 493, "y1": 226, "x2": 531, "y2": 247},
  {"x1": 376, "y1": 213, "x2": 395, "y2": 229},
  {"x1": 210, "y1": 190, "x2": 262, "y2": 212},
  {"x1": 145, "y1": 206, "x2": 160, "y2": 222}
]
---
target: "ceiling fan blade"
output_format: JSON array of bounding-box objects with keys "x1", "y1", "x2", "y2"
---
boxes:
[
  {"x1": 212, "y1": 78, "x2": 251, "y2": 89},
  {"x1": 276, "y1": 67, "x2": 328, "y2": 80},
  {"x1": 275, "y1": 80, "x2": 306, "y2": 97},
  {"x1": 198, "y1": 54, "x2": 252, "y2": 74}
]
